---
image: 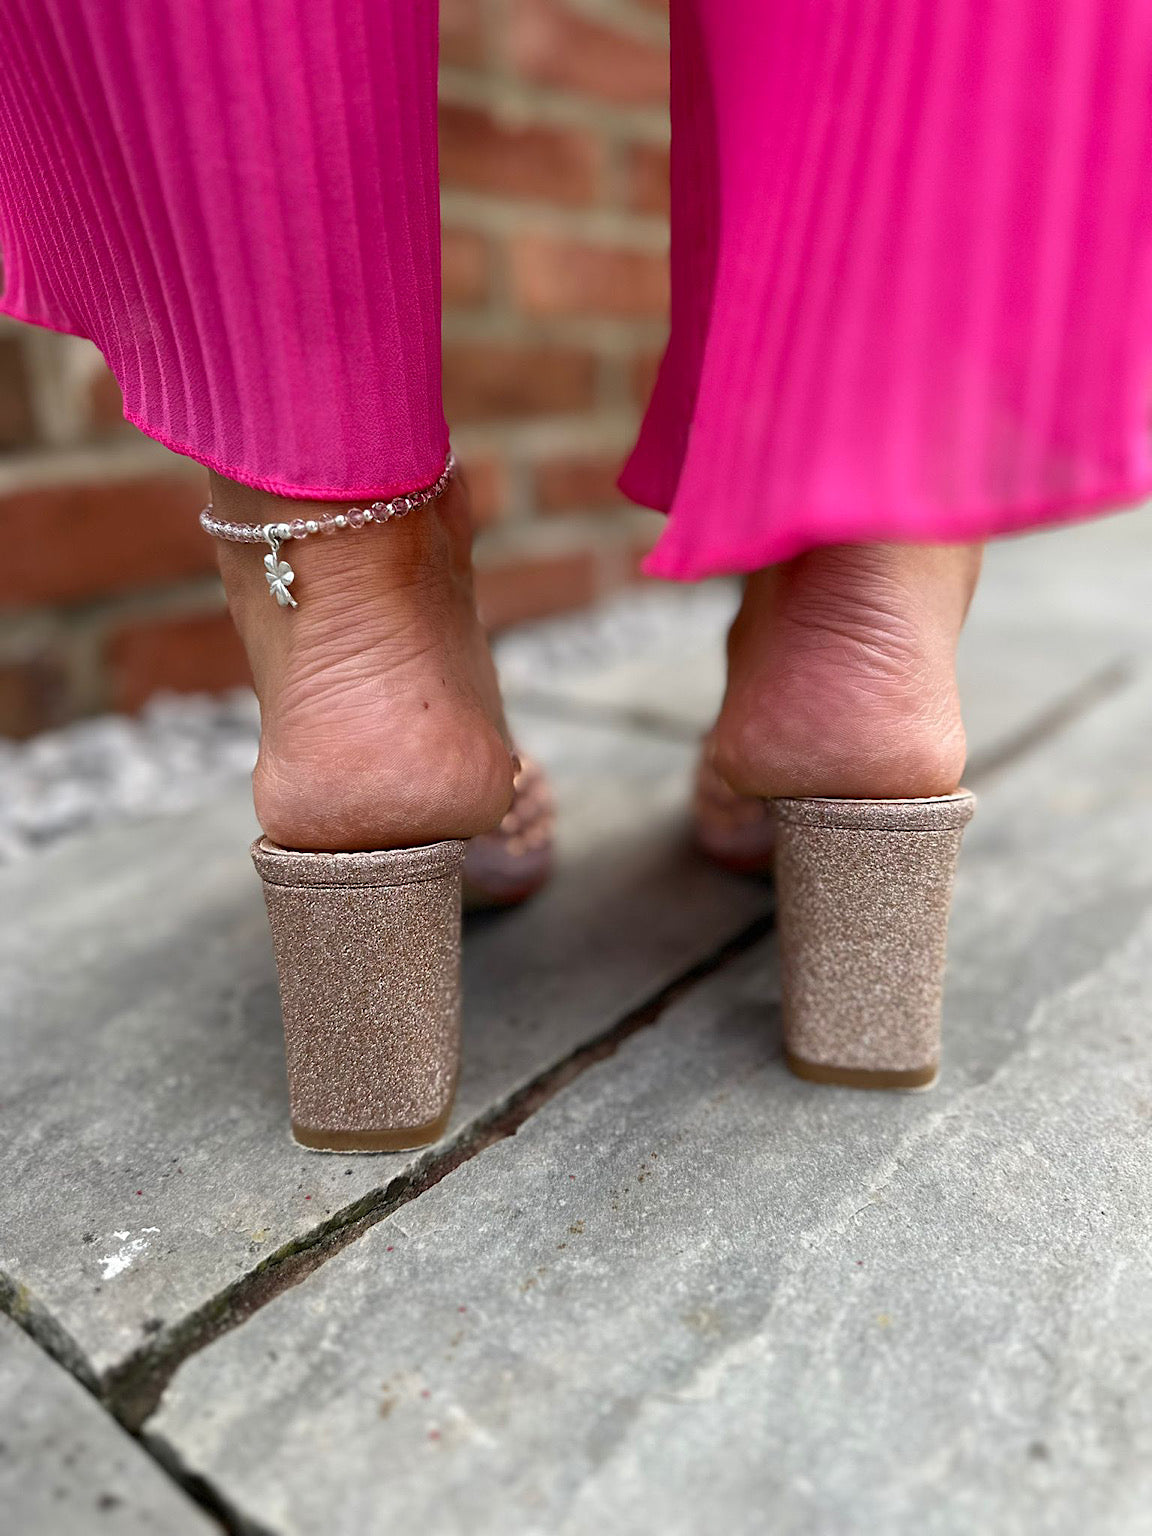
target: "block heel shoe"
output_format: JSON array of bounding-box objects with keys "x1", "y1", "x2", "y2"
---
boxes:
[
  {"x1": 251, "y1": 838, "x2": 466, "y2": 1152},
  {"x1": 769, "y1": 793, "x2": 976, "y2": 1088}
]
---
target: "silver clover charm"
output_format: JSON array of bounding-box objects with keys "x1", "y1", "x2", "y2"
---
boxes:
[
  {"x1": 262, "y1": 537, "x2": 298, "y2": 608},
  {"x1": 264, "y1": 552, "x2": 297, "y2": 606}
]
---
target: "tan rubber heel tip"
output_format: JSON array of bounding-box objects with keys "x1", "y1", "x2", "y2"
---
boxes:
[
  {"x1": 291, "y1": 1104, "x2": 453, "y2": 1154},
  {"x1": 785, "y1": 1051, "x2": 939, "y2": 1092}
]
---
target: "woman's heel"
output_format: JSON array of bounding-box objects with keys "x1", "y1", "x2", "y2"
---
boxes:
[
  {"x1": 770, "y1": 793, "x2": 975, "y2": 1089},
  {"x1": 251, "y1": 838, "x2": 466, "y2": 1152}
]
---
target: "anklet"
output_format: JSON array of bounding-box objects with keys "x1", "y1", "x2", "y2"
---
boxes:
[{"x1": 199, "y1": 452, "x2": 456, "y2": 607}]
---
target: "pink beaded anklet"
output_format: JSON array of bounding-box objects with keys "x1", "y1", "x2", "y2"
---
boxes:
[{"x1": 199, "y1": 452, "x2": 456, "y2": 607}]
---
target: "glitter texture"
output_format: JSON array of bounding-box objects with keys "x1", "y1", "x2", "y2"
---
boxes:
[
  {"x1": 770, "y1": 793, "x2": 976, "y2": 1084},
  {"x1": 251, "y1": 838, "x2": 466, "y2": 1149}
]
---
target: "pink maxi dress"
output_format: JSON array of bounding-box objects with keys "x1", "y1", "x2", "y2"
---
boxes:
[{"x1": 2, "y1": 0, "x2": 1151, "y2": 579}]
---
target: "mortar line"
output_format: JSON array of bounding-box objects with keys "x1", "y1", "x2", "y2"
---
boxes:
[
  {"x1": 109, "y1": 908, "x2": 776, "y2": 1431},
  {"x1": 511, "y1": 655, "x2": 1139, "y2": 769},
  {"x1": 963, "y1": 658, "x2": 1136, "y2": 783},
  {"x1": 0, "y1": 908, "x2": 766, "y2": 1532},
  {"x1": 1, "y1": 655, "x2": 1135, "y2": 1532},
  {"x1": 0, "y1": 1286, "x2": 239, "y2": 1534},
  {"x1": 132, "y1": 638, "x2": 1131, "y2": 1526},
  {"x1": 141, "y1": 908, "x2": 772, "y2": 1536},
  {"x1": 2, "y1": 656, "x2": 1129, "y2": 1390}
]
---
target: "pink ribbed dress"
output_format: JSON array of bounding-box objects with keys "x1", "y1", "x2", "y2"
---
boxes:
[{"x1": 2, "y1": 1, "x2": 1151, "y2": 579}]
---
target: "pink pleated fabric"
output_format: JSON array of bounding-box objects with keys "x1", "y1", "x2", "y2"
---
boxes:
[
  {"x1": 628, "y1": 0, "x2": 1152, "y2": 576},
  {"x1": 0, "y1": 0, "x2": 447, "y2": 501},
  {"x1": 2, "y1": 2, "x2": 1152, "y2": 576}
]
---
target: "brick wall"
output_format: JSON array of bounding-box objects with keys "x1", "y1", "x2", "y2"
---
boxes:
[{"x1": 0, "y1": 0, "x2": 668, "y2": 736}]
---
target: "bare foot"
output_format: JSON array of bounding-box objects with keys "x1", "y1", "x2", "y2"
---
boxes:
[
  {"x1": 212, "y1": 473, "x2": 515, "y2": 851},
  {"x1": 710, "y1": 542, "x2": 983, "y2": 802}
]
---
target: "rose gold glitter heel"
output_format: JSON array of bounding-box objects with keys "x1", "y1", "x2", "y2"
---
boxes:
[
  {"x1": 770, "y1": 793, "x2": 975, "y2": 1089},
  {"x1": 251, "y1": 838, "x2": 466, "y2": 1152}
]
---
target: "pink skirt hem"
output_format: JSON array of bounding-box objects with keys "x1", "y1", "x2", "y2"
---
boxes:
[{"x1": 624, "y1": 463, "x2": 1152, "y2": 580}]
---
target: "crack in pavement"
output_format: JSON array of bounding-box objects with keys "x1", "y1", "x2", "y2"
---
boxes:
[{"x1": 0, "y1": 651, "x2": 1139, "y2": 1536}]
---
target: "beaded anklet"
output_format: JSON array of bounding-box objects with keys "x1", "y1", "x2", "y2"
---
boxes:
[{"x1": 199, "y1": 453, "x2": 456, "y2": 607}]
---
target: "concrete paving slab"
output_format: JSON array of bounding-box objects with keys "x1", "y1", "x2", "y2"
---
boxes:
[
  {"x1": 150, "y1": 668, "x2": 1152, "y2": 1536},
  {"x1": 497, "y1": 580, "x2": 735, "y2": 736},
  {"x1": 0, "y1": 711, "x2": 769, "y2": 1387},
  {"x1": 0, "y1": 1316, "x2": 214, "y2": 1535},
  {"x1": 962, "y1": 508, "x2": 1152, "y2": 644}
]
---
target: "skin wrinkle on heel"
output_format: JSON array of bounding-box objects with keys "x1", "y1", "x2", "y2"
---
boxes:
[
  {"x1": 770, "y1": 792, "x2": 975, "y2": 1083},
  {"x1": 252, "y1": 838, "x2": 465, "y2": 1150}
]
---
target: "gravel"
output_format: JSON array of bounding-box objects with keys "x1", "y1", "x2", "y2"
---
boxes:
[
  {"x1": 0, "y1": 690, "x2": 260, "y2": 865},
  {"x1": 0, "y1": 582, "x2": 738, "y2": 866}
]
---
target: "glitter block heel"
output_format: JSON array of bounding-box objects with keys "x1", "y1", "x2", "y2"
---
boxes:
[
  {"x1": 770, "y1": 793, "x2": 976, "y2": 1089},
  {"x1": 251, "y1": 838, "x2": 466, "y2": 1152}
]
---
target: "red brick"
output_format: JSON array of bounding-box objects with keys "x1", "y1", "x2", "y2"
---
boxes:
[
  {"x1": 106, "y1": 609, "x2": 249, "y2": 713},
  {"x1": 443, "y1": 340, "x2": 598, "y2": 421},
  {"x1": 2, "y1": 0, "x2": 685, "y2": 736},
  {"x1": 0, "y1": 334, "x2": 35, "y2": 451},
  {"x1": 511, "y1": 234, "x2": 668, "y2": 318},
  {"x1": 475, "y1": 549, "x2": 601, "y2": 631},
  {"x1": 439, "y1": 102, "x2": 602, "y2": 206},
  {"x1": 627, "y1": 141, "x2": 670, "y2": 215},
  {"x1": 441, "y1": 0, "x2": 487, "y2": 66},
  {"x1": 0, "y1": 476, "x2": 213, "y2": 608},
  {"x1": 459, "y1": 453, "x2": 507, "y2": 529},
  {"x1": 535, "y1": 451, "x2": 626, "y2": 512},
  {"x1": 442, "y1": 227, "x2": 492, "y2": 309},
  {"x1": 0, "y1": 652, "x2": 67, "y2": 738},
  {"x1": 507, "y1": 0, "x2": 668, "y2": 106}
]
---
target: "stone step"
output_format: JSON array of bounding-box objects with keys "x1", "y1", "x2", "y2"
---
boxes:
[
  {"x1": 148, "y1": 666, "x2": 1152, "y2": 1536},
  {"x1": 2, "y1": 509, "x2": 1146, "y2": 1479},
  {"x1": 0, "y1": 709, "x2": 769, "y2": 1392},
  {"x1": 0, "y1": 570, "x2": 1118, "y2": 1404},
  {"x1": 0, "y1": 1315, "x2": 214, "y2": 1534}
]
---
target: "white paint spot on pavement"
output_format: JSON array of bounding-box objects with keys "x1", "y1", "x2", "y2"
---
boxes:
[{"x1": 100, "y1": 1228, "x2": 160, "y2": 1279}]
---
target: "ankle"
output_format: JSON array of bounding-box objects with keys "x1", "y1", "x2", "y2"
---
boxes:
[
  {"x1": 212, "y1": 474, "x2": 515, "y2": 851},
  {"x1": 209, "y1": 470, "x2": 476, "y2": 630},
  {"x1": 713, "y1": 543, "x2": 980, "y2": 801}
]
